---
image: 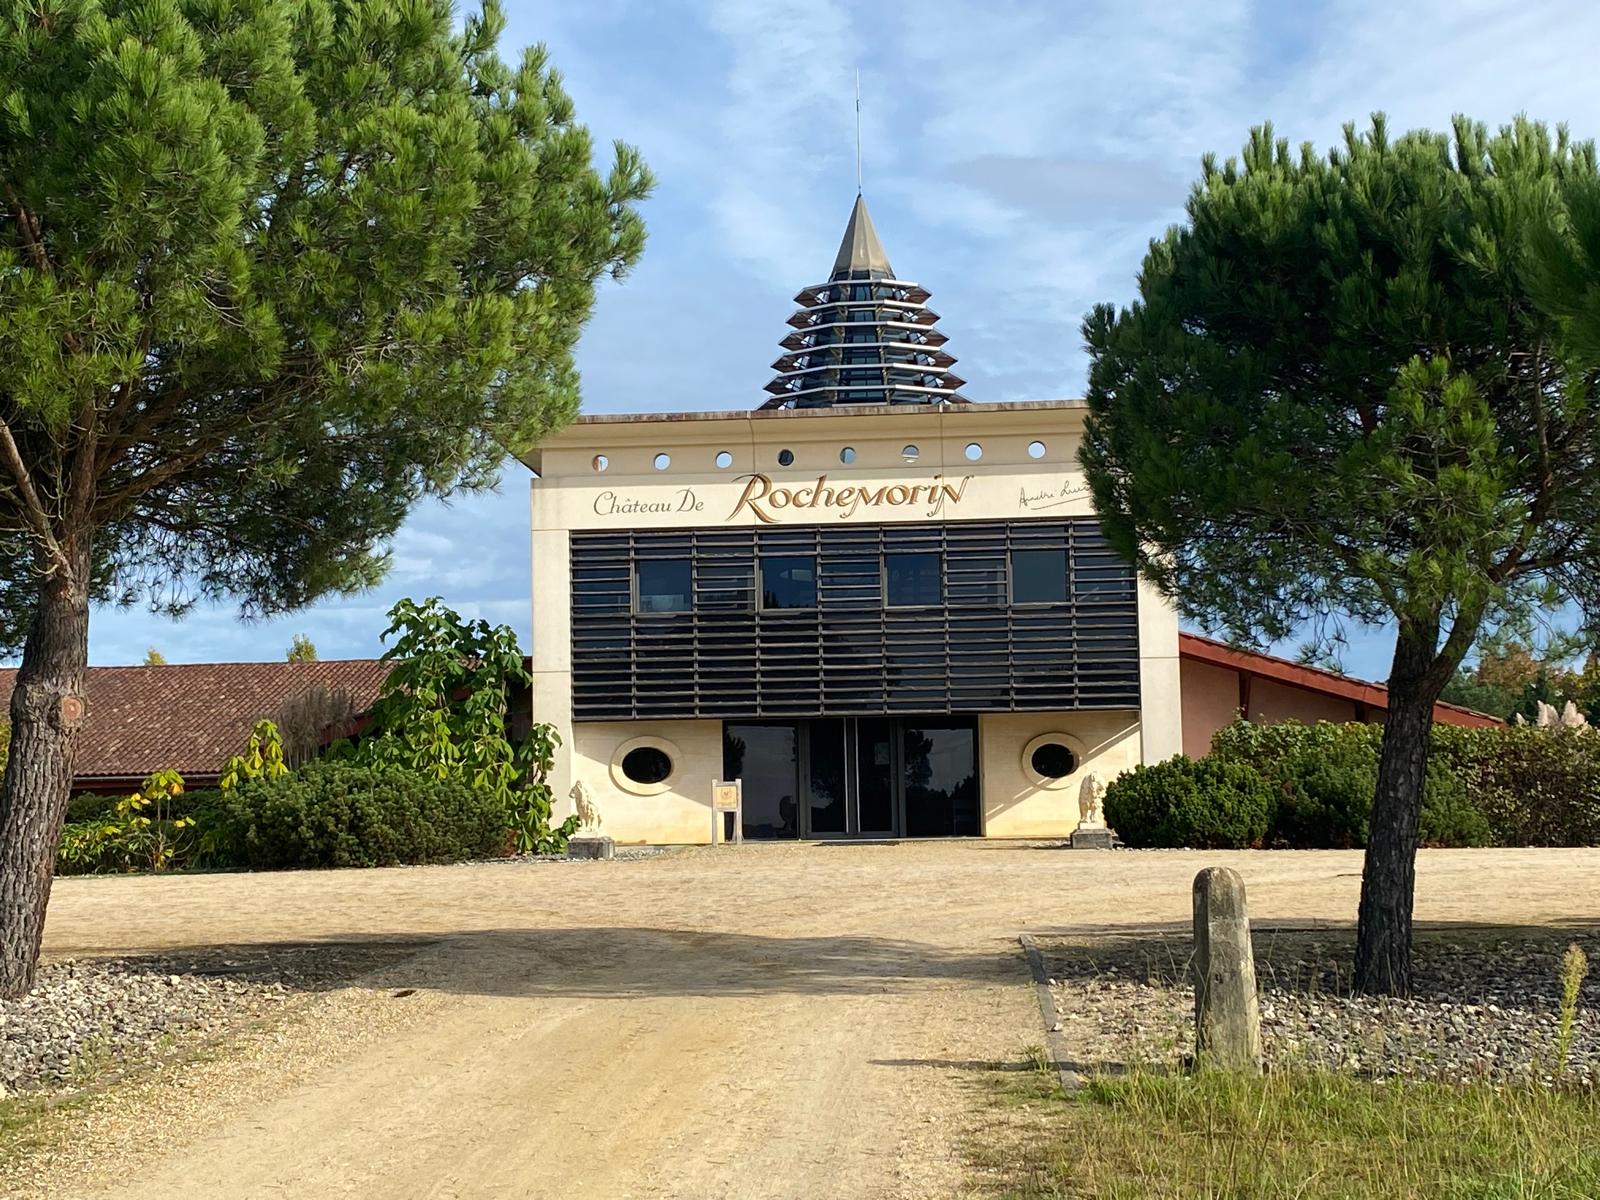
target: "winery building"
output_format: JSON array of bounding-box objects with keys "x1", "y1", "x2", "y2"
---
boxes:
[{"x1": 522, "y1": 197, "x2": 1492, "y2": 844}]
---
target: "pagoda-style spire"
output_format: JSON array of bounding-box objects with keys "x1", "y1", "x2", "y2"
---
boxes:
[
  {"x1": 761, "y1": 197, "x2": 967, "y2": 409},
  {"x1": 831, "y1": 194, "x2": 893, "y2": 280}
]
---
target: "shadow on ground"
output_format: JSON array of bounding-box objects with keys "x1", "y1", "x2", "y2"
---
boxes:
[{"x1": 57, "y1": 926, "x2": 1024, "y2": 1001}]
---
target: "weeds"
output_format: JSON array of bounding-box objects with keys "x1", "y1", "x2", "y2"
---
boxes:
[
  {"x1": 1556, "y1": 944, "x2": 1589, "y2": 1076},
  {"x1": 973, "y1": 1065, "x2": 1600, "y2": 1199}
]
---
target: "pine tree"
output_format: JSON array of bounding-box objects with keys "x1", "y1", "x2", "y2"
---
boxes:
[
  {"x1": 1082, "y1": 116, "x2": 1600, "y2": 995},
  {"x1": 0, "y1": 0, "x2": 651, "y2": 995},
  {"x1": 142, "y1": 648, "x2": 167, "y2": 667},
  {"x1": 285, "y1": 634, "x2": 317, "y2": 664}
]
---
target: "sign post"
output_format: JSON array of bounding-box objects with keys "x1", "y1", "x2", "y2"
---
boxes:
[{"x1": 711, "y1": 778, "x2": 743, "y2": 845}]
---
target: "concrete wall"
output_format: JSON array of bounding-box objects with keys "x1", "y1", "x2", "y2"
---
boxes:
[
  {"x1": 1179, "y1": 658, "x2": 1241, "y2": 758},
  {"x1": 1248, "y1": 678, "x2": 1362, "y2": 727},
  {"x1": 565, "y1": 719, "x2": 725, "y2": 844},
  {"x1": 1179, "y1": 657, "x2": 1370, "y2": 759},
  {"x1": 980, "y1": 710, "x2": 1142, "y2": 838},
  {"x1": 1136, "y1": 577, "x2": 1183, "y2": 763}
]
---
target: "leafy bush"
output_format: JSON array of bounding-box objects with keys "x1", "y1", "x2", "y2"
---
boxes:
[
  {"x1": 1211, "y1": 719, "x2": 1509, "y2": 849},
  {"x1": 1417, "y1": 763, "x2": 1492, "y2": 848},
  {"x1": 352, "y1": 597, "x2": 577, "y2": 853},
  {"x1": 1104, "y1": 755, "x2": 1274, "y2": 849},
  {"x1": 1433, "y1": 724, "x2": 1600, "y2": 846},
  {"x1": 57, "y1": 769, "x2": 201, "y2": 874},
  {"x1": 204, "y1": 760, "x2": 509, "y2": 870}
]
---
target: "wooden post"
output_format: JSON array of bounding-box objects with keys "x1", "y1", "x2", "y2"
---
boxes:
[{"x1": 1192, "y1": 867, "x2": 1262, "y2": 1072}]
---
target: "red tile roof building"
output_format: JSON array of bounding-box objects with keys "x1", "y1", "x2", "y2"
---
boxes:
[{"x1": 0, "y1": 660, "x2": 390, "y2": 792}]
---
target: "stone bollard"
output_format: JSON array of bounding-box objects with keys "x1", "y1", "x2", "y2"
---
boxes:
[{"x1": 1192, "y1": 867, "x2": 1262, "y2": 1072}]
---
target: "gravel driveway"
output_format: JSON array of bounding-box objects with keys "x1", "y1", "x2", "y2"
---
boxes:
[{"x1": 9, "y1": 843, "x2": 1600, "y2": 1199}]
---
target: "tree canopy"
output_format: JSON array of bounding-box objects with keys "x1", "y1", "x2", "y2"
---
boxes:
[
  {"x1": 1081, "y1": 115, "x2": 1600, "y2": 993},
  {"x1": 0, "y1": 0, "x2": 651, "y2": 646},
  {"x1": 0, "y1": 0, "x2": 650, "y2": 996}
]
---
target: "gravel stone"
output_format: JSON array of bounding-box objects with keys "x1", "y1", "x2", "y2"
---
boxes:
[
  {"x1": 0, "y1": 943, "x2": 420, "y2": 1097},
  {"x1": 1041, "y1": 927, "x2": 1600, "y2": 1085}
]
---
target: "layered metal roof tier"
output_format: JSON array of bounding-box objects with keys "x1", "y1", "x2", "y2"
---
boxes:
[{"x1": 761, "y1": 195, "x2": 968, "y2": 410}]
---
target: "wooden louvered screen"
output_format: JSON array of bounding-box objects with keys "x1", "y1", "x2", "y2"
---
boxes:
[{"x1": 569, "y1": 518, "x2": 1140, "y2": 721}]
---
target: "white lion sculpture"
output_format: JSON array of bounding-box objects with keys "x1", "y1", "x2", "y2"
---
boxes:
[
  {"x1": 1077, "y1": 771, "x2": 1106, "y2": 830},
  {"x1": 569, "y1": 779, "x2": 601, "y2": 832}
]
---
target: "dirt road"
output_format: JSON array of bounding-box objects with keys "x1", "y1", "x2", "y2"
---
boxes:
[{"x1": 20, "y1": 843, "x2": 1600, "y2": 1199}]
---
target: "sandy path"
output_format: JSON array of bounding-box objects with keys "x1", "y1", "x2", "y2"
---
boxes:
[{"x1": 21, "y1": 843, "x2": 1600, "y2": 1199}]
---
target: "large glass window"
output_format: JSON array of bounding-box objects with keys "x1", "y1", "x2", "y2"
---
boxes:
[
  {"x1": 903, "y1": 721, "x2": 979, "y2": 837},
  {"x1": 724, "y1": 724, "x2": 798, "y2": 839},
  {"x1": 885, "y1": 552, "x2": 942, "y2": 606},
  {"x1": 1011, "y1": 549, "x2": 1068, "y2": 604},
  {"x1": 636, "y1": 560, "x2": 691, "y2": 613},
  {"x1": 761, "y1": 555, "x2": 817, "y2": 609},
  {"x1": 808, "y1": 718, "x2": 846, "y2": 834}
]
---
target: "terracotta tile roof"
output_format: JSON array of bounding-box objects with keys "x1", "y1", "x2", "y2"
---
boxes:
[
  {"x1": 1177, "y1": 633, "x2": 1503, "y2": 728},
  {"x1": 0, "y1": 660, "x2": 391, "y2": 786}
]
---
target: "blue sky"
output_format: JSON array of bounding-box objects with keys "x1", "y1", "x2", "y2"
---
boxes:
[{"x1": 85, "y1": 0, "x2": 1600, "y2": 680}]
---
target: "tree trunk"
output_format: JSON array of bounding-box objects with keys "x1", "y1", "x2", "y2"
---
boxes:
[
  {"x1": 1354, "y1": 623, "x2": 1448, "y2": 997},
  {"x1": 0, "y1": 550, "x2": 91, "y2": 998}
]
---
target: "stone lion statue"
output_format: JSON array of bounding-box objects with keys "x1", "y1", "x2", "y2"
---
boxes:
[
  {"x1": 1077, "y1": 771, "x2": 1106, "y2": 829},
  {"x1": 569, "y1": 779, "x2": 601, "y2": 832}
]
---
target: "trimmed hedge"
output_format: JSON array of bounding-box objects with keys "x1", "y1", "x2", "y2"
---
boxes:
[
  {"x1": 1208, "y1": 718, "x2": 1591, "y2": 849},
  {"x1": 1103, "y1": 756, "x2": 1274, "y2": 849},
  {"x1": 1433, "y1": 723, "x2": 1600, "y2": 847},
  {"x1": 1209, "y1": 719, "x2": 1490, "y2": 849},
  {"x1": 205, "y1": 761, "x2": 511, "y2": 869}
]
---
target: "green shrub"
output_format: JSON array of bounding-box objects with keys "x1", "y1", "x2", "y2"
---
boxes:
[
  {"x1": 1417, "y1": 762, "x2": 1492, "y2": 848},
  {"x1": 56, "y1": 769, "x2": 202, "y2": 874},
  {"x1": 1104, "y1": 755, "x2": 1274, "y2": 849},
  {"x1": 1433, "y1": 724, "x2": 1600, "y2": 846},
  {"x1": 1211, "y1": 718, "x2": 1505, "y2": 848},
  {"x1": 205, "y1": 760, "x2": 509, "y2": 870},
  {"x1": 1273, "y1": 737, "x2": 1376, "y2": 849}
]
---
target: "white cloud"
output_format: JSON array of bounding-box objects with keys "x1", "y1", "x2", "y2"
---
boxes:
[{"x1": 80, "y1": 0, "x2": 1600, "y2": 679}]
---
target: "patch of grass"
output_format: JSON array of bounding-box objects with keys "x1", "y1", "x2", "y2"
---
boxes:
[{"x1": 970, "y1": 1064, "x2": 1600, "y2": 1199}]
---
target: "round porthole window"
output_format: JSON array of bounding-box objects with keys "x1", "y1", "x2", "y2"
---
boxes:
[
  {"x1": 1030, "y1": 742, "x2": 1076, "y2": 779},
  {"x1": 610, "y1": 737, "x2": 683, "y2": 796},
  {"x1": 901, "y1": 443, "x2": 920, "y2": 462},
  {"x1": 653, "y1": 452, "x2": 671, "y2": 470},
  {"x1": 777, "y1": 448, "x2": 795, "y2": 466},
  {"x1": 840, "y1": 446, "x2": 856, "y2": 464},
  {"x1": 1023, "y1": 732, "x2": 1083, "y2": 790},
  {"x1": 715, "y1": 450, "x2": 734, "y2": 469},
  {"x1": 621, "y1": 746, "x2": 672, "y2": 786},
  {"x1": 965, "y1": 442, "x2": 983, "y2": 461},
  {"x1": 592, "y1": 454, "x2": 609, "y2": 472},
  {"x1": 1027, "y1": 440, "x2": 1047, "y2": 460}
]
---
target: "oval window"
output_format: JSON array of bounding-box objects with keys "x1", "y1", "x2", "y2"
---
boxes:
[
  {"x1": 840, "y1": 446, "x2": 856, "y2": 464},
  {"x1": 592, "y1": 454, "x2": 609, "y2": 472},
  {"x1": 965, "y1": 442, "x2": 983, "y2": 461},
  {"x1": 1027, "y1": 440, "x2": 1047, "y2": 460},
  {"x1": 621, "y1": 746, "x2": 673, "y2": 786},
  {"x1": 901, "y1": 444, "x2": 920, "y2": 463},
  {"x1": 653, "y1": 452, "x2": 671, "y2": 470},
  {"x1": 715, "y1": 450, "x2": 734, "y2": 469},
  {"x1": 777, "y1": 448, "x2": 795, "y2": 466},
  {"x1": 1030, "y1": 742, "x2": 1076, "y2": 779}
]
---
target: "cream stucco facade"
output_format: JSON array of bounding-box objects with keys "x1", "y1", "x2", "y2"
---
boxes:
[{"x1": 524, "y1": 400, "x2": 1181, "y2": 844}]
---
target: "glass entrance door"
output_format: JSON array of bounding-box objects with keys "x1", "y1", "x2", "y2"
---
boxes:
[
  {"x1": 855, "y1": 717, "x2": 898, "y2": 836},
  {"x1": 724, "y1": 716, "x2": 977, "y2": 839}
]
